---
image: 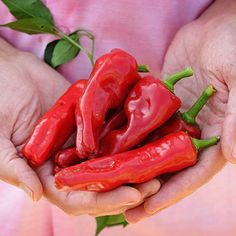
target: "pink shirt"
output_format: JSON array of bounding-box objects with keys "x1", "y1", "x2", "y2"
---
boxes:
[{"x1": 2, "y1": 1, "x2": 236, "y2": 236}]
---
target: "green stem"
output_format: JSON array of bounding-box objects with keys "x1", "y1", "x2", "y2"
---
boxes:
[
  {"x1": 180, "y1": 85, "x2": 216, "y2": 125},
  {"x1": 163, "y1": 67, "x2": 193, "y2": 92},
  {"x1": 54, "y1": 27, "x2": 94, "y2": 66},
  {"x1": 138, "y1": 64, "x2": 150, "y2": 72},
  {"x1": 192, "y1": 136, "x2": 220, "y2": 151},
  {"x1": 76, "y1": 29, "x2": 95, "y2": 64},
  {"x1": 91, "y1": 36, "x2": 95, "y2": 66}
]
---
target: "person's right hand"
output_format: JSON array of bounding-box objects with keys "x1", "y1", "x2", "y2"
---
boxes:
[{"x1": 0, "y1": 38, "x2": 70, "y2": 201}]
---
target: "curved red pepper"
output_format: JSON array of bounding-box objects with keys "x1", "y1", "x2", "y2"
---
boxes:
[
  {"x1": 141, "y1": 113, "x2": 201, "y2": 144},
  {"x1": 53, "y1": 147, "x2": 84, "y2": 175},
  {"x1": 98, "y1": 75, "x2": 181, "y2": 155},
  {"x1": 54, "y1": 166, "x2": 62, "y2": 175},
  {"x1": 53, "y1": 147, "x2": 82, "y2": 168},
  {"x1": 55, "y1": 131, "x2": 219, "y2": 192},
  {"x1": 22, "y1": 79, "x2": 87, "y2": 167},
  {"x1": 99, "y1": 110, "x2": 127, "y2": 140},
  {"x1": 76, "y1": 49, "x2": 140, "y2": 158},
  {"x1": 141, "y1": 85, "x2": 215, "y2": 145}
]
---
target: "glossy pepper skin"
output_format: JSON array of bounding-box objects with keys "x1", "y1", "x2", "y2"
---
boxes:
[
  {"x1": 54, "y1": 147, "x2": 82, "y2": 168},
  {"x1": 142, "y1": 112, "x2": 201, "y2": 144},
  {"x1": 98, "y1": 75, "x2": 181, "y2": 156},
  {"x1": 76, "y1": 49, "x2": 140, "y2": 158},
  {"x1": 99, "y1": 110, "x2": 126, "y2": 140},
  {"x1": 53, "y1": 147, "x2": 83, "y2": 175},
  {"x1": 141, "y1": 85, "x2": 215, "y2": 145},
  {"x1": 22, "y1": 80, "x2": 87, "y2": 167},
  {"x1": 55, "y1": 131, "x2": 220, "y2": 192}
]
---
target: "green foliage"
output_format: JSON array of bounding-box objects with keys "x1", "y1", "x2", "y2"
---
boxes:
[{"x1": 96, "y1": 214, "x2": 128, "y2": 236}]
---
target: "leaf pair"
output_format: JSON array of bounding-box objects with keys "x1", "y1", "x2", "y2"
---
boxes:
[
  {"x1": 44, "y1": 32, "x2": 80, "y2": 68},
  {"x1": 96, "y1": 214, "x2": 128, "y2": 236},
  {"x1": 1, "y1": 0, "x2": 56, "y2": 34},
  {"x1": 1, "y1": 0, "x2": 94, "y2": 67}
]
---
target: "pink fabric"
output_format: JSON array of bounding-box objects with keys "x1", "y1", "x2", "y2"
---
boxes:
[
  {"x1": 2, "y1": 1, "x2": 236, "y2": 236},
  {"x1": 0, "y1": 0, "x2": 211, "y2": 82}
]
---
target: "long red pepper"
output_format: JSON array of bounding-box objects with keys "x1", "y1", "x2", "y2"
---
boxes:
[
  {"x1": 142, "y1": 85, "x2": 215, "y2": 143},
  {"x1": 22, "y1": 80, "x2": 87, "y2": 167},
  {"x1": 98, "y1": 68, "x2": 193, "y2": 156},
  {"x1": 76, "y1": 49, "x2": 140, "y2": 158},
  {"x1": 55, "y1": 131, "x2": 220, "y2": 192}
]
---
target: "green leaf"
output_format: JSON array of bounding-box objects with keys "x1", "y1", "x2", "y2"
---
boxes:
[
  {"x1": 95, "y1": 214, "x2": 128, "y2": 236},
  {"x1": 2, "y1": 0, "x2": 54, "y2": 24},
  {"x1": 106, "y1": 214, "x2": 127, "y2": 225},
  {"x1": 96, "y1": 216, "x2": 109, "y2": 236},
  {"x1": 49, "y1": 32, "x2": 80, "y2": 68},
  {"x1": 0, "y1": 18, "x2": 56, "y2": 35},
  {"x1": 44, "y1": 39, "x2": 60, "y2": 66}
]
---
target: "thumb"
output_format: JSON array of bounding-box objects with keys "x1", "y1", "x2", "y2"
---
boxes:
[
  {"x1": 0, "y1": 138, "x2": 43, "y2": 201},
  {"x1": 222, "y1": 86, "x2": 236, "y2": 163}
]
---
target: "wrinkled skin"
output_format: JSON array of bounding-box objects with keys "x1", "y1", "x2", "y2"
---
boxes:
[
  {"x1": 0, "y1": 38, "x2": 161, "y2": 216},
  {"x1": 0, "y1": 39, "x2": 69, "y2": 201},
  {"x1": 125, "y1": 6, "x2": 236, "y2": 222}
]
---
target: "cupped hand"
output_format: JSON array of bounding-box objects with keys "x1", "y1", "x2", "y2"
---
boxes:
[
  {"x1": 36, "y1": 160, "x2": 161, "y2": 216},
  {"x1": 125, "y1": 10, "x2": 236, "y2": 222},
  {"x1": 0, "y1": 38, "x2": 70, "y2": 201}
]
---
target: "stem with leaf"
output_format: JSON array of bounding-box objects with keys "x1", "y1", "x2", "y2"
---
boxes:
[{"x1": 54, "y1": 27, "x2": 95, "y2": 66}]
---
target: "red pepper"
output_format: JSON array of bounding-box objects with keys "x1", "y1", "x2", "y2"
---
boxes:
[
  {"x1": 99, "y1": 110, "x2": 127, "y2": 140},
  {"x1": 98, "y1": 68, "x2": 193, "y2": 156},
  {"x1": 22, "y1": 79, "x2": 87, "y2": 167},
  {"x1": 55, "y1": 131, "x2": 220, "y2": 192},
  {"x1": 53, "y1": 147, "x2": 82, "y2": 168},
  {"x1": 53, "y1": 147, "x2": 84, "y2": 175},
  {"x1": 54, "y1": 166, "x2": 62, "y2": 175},
  {"x1": 142, "y1": 85, "x2": 215, "y2": 143},
  {"x1": 76, "y1": 49, "x2": 140, "y2": 158}
]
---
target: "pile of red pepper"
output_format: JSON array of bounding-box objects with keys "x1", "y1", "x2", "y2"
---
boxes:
[{"x1": 22, "y1": 48, "x2": 219, "y2": 192}]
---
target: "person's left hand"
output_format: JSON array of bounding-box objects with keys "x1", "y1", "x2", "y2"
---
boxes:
[{"x1": 125, "y1": 4, "x2": 236, "y2": 223}]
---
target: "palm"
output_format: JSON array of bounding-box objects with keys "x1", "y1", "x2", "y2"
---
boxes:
[
  {"x1": 6, "y1": 59, "x2": 68, "y2": 149},
  {"x1": 0, "y1": 49, "x2": 70, "y2": 201},
  {"x1": 125, "y1": 16, "x2": 236, "y2": 222}
]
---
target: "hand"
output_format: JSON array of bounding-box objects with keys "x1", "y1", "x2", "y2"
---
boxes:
[
  {"x1": 0, "y1": 38, "x2": 70, "y2": 201},
  {"x1": 36, "y1": 161, "x2": 161, "y2": 216},
  {"x1": 125, "y1": 2, "x2": 236, "y2": 223}
]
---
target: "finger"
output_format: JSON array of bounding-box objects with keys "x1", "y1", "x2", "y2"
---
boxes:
[
  {"x1": 37, "y1": 162, "x2": 142, "y2": 215},
  {"x1": 221, "y1": 87, "x2": 236, "y2": 163},
  {"x1": 36, "y1": 161, "x2": 66, "y2": 204},
  {"x1": 133, "y1": 178, "x2": 161, "y2": 199},
  {"x1": 123, "y1": 179, "x2": 161, "y2": 223},
  {"x1": 124, "y1": 204, "x2": 149, "y2": 223},
  {"x1": 0, "y1": 138, "x2": 43, "y2": 201},
  {"x1": 90, "y1": 179, "x2": 161, "y2": 217},
  {"x1": 144, "y1": 146, "x2": 225, "y2": 214},
  {"x1": 83, "y1": 186, "x2": 146, "y2": 217},
  {"x1": 92, "y1": 186, "x2": 142, "y2": 216}
]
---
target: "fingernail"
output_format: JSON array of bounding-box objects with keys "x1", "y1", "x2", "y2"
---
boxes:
[{"x1": 19, "y1": 183, "x2": 34, "y2": 201}]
